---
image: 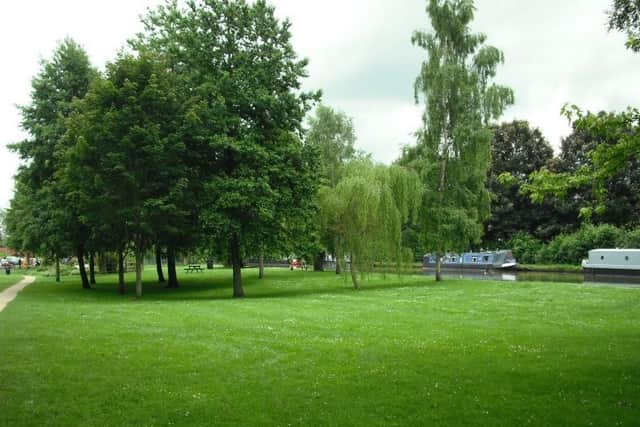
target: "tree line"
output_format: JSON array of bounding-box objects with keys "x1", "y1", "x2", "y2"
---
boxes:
[{"x1": 5, "y1": 0, "x2": 639, "y2": 294}]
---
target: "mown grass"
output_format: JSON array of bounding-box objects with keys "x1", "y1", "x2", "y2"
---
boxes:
[
  {"x1": 1, "y1": 268, "x2": 639, "y2": 426},
  {"x1": 0, "y1": 272, "x2": 26, "y2": 291}
]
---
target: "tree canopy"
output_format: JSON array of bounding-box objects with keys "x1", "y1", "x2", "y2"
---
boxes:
[
  {"x1": 409, "y1": 0, "x2": 514, "y2": 280},
  {"x1": 608, "y1": 0, "x2": 640, "y2": 52},
  {"x1": 318, "y1": 160, "x2": 421, "y2": 289}
]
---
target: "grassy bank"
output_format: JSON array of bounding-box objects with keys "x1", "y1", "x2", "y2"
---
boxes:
[
  {"x1": 1, "y1": 268, "x2": 639, "y2": 426},
  {"x1": 0, "y1": 273, "x2": 25, "y2": 291}
]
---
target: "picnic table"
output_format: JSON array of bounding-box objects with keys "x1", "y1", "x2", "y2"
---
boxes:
[{"x1": 184, "y1": 264, "x2": 204, "y2": 273}]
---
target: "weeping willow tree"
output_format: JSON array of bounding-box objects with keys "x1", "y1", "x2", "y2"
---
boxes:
[
  {"x1": 411, "y1": 0, "x2": 514, "y2": 281},
  {"x1": 319, "y1": 160, "x2": 422, "y2": 289}
]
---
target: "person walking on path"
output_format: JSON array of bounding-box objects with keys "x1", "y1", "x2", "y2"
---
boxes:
[{"x1": 0, "y1": 276, "x2": 36, "y2": 313}]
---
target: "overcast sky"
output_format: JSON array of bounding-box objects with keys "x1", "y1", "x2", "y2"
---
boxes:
[{"x1": 1, "y1": 0, "x2": 639, "y2": 208}]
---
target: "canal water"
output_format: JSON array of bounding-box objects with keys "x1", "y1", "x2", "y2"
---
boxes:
[{"x1": 421, "y1": 268, "x2": 640, "y2": 286}]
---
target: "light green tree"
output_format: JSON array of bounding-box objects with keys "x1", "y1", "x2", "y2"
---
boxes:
[
  {"x1": 319, "y1": 160, "x2": 422, "y2": 289},
  {"x1": 306, "y1": 104, "x2": 360, "y2": 272},
  {"x1": 410, "y1": 0, "x2": 514, "y2": 280},
  {"x1": 522, "y1": 106, "x2": 640, "y2": 220}
]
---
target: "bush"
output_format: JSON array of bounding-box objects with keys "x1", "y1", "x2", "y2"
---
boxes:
[
  {"x1": 619, "y1": 227, "x2": 640, "y2": 248},
  {"x1": 507, "y1": 232, "x2": 543, "y2": 264},
  {"x1": 532, "y1": 224, "x2": 625, "y2": 265}
]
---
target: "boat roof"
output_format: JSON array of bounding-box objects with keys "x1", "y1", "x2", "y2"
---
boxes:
[{"x1": 589, "y1": 249, "x2": 640, "y2": 253}]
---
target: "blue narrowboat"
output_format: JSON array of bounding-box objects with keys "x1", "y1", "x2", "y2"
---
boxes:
[{"x1": 423, "y1": 250, "x2": 517, "y2": 270}]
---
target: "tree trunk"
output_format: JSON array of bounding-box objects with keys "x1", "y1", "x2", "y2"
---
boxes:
[
  {"x1": 135, "y1": 246, "x2": 143, "y2": 298},
  {"x1": 77, "y1": 244, "x2": 91, "y2": 289},
  {"x1": 155, "y1": 245, "x2": 166, "y2": 283},
  {"x1": 258, "y1": 253, "x2": 265, "y2": 279},
  {"x1": 335, "y1": 248, "x2": 342, "y2": 274},
  {"x1": 314, "y1": 251, "x2": 325, "y2": 272},
  {"x1": 435, "y1": 254, "x2": 442, "y2": 282},
  {"x1": 167, "y1": 245, "x2": 178, "y2": 288},
  {"x1": 55, "y1": 255, "x2": 60, "y2": 283},
  {"x1": 118, "y1": 246, "x2": 125, "y2": 295},
  {"x1": 349, "y1": 252, "x2": 360, "y2": 290},
  {"x1": 230, "y1": 236, "x2": 245, "y2": 298},
  {"x1": 89, "y1": 252, "x2": 96, "y2": 285}
]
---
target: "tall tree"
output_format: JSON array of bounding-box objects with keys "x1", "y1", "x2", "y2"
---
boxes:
[
  {"x1": 484, "y1": 121, "x2": 557, "y2": 244},
  {"x1": 306, "y1": 104, "x2": 359, "y2": 271},
  {"x1": 410, "y1": 0, "x2": 514, "y2": 280},
  {"x1": 525, "y1": 107, "x2": 640, "y2": 224},
  {"x1": 66, "y1": 51, "x2": 183, "y2": 297},
  {"x1": 7, "y1": 39, "x2": 95, "y2": 288},
  {"x1": 138, "y1": 0, "x2": 320, "y2": 297},
  {"x1": 608, "y1": 0, "x2": 640, "y2": 52},
  {"x1": 306, "y1": 105, "x2": 358, "y2": 188}
]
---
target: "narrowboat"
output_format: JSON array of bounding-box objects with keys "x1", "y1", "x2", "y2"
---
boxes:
[
  {"x1": 582, "y1": 249, "x2": 640, "y2": 278},
  {"x1": 423, "y1": 250, "x2": 517, "y2": 270}
]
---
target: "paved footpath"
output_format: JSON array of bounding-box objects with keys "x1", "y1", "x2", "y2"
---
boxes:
[{"x1": 0, "y1": 276, "x2": 36, "y2": 313}]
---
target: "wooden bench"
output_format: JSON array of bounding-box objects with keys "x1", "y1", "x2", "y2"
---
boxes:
[{"x1": 184, "y1": 264, "x2": 204, "y2": 273}]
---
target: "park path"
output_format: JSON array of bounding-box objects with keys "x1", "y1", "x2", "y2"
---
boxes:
[{"x1": 0, "y1": 276, "x2": 36, "y2": 313}]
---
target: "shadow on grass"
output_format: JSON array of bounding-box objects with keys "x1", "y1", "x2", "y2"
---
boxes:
[{"x1": 25, "y1": 268, "x2": 437, "y2": 304}]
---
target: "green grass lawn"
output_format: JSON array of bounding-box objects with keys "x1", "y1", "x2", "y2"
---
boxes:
[
  {"x1": 0, "y1": 271, "x2": 28, "y2": 291},
  {"x1": 1, "y1": 268, "x2": 639, "y2": 426}
]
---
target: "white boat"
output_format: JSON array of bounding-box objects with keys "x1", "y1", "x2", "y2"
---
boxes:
[{"x1": 582, "y1": 249, "x2": 640, "y2": 278}]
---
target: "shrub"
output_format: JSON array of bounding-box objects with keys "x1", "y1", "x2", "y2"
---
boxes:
[
  {"x1": 619, "y1": 227, "x2": 640, "y2": 248},
  {"x1": 507, "y1": 232, "x2": 543, "y2": 264},
  {"x1": 533, "y1": 224, "x2": 625, "y2": 265}
]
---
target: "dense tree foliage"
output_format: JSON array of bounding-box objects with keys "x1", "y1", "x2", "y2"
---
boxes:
[
  {"x1": 524, "y1": 107, "x2": 640, "y2": 224},
  {"x1": 66, "y1": 52, "x2": 185, "y2": 297},
  {"x1": 6, "y1": 39, "x2": 96, "y2": 285},
  {"x1": 135, "y1": 0, "x2": 321, "y2": 297},
  {"x1": 306, "y1": 105, "x2": 358, "y2": 188},
  {"x1": 608, "y1": 0, "x2": 640, "y2": 52},
  {"x1": 549, "y1": 111, "x2": 640, "y2": 228},
  {"x1": 484, "y1": 121, "x2": 558, "y2": 244},
  {"x1": 305, "y1": 104, "x2": 361, "y2": 271},
  {"x1": 409, "y1": 0, "x2": 513, "y2": 280},
  {"x1": 7, "y1": 1, "x2": 321, "y2": 297},
  {"x1": 318, "y1": 161, "x2": 421, "y2": 289}
]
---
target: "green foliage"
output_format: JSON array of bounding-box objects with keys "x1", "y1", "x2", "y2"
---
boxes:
[
  {"x1": 485, "y1": 121, "x2": 557, "y2": 244},
  {"x1": 318, "y1": 160, "x2": 422, "y2": 288},
  {"x1": 6, "y1": 39, "x2": 95, "y2": 268},
  {"x1": 525, "y1": 107, "x2": 640, "y2": 224},
  {"x1": 136, "y1": 0, "x2": 322, "y2": 296},
  {"x1": 619, "y1": 226, "x2": 640, "y2": 248},
  {"x1": 608, "y1": 0, "x2": 640, "y2": 52},
  {"x1": 410, "y1": 0, "x2": 514, "y2": 265},
  {"x1": 306, "y1": 104, "x2": 358, "y2": 187},
  {"x1": 534, "y1": 224, "x2": 626, "y2": 265},
  {"x1": 507, "y1": 232, "x2": 543, "y2": 264}
]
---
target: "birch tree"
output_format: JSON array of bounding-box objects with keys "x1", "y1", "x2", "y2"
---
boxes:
[{"x1": 411, "y1": 0, "x2": 514, "y2": 280}]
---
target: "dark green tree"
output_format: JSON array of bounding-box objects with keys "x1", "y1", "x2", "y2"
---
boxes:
[
  {"x1": 484, "y1": 121, "x2": 556, "y2": 244},
  {"x1": 608, "y1": 0, "x2": 640, "y2": 52},
  {"x1": 410, "y1": 0, "x2": 514, "y2": 280},
  {"x1": 137, "y1": 0, "x2": 320, "y2": 297},
  {"x1": 7, "y1": 39, "x2": 95, "y2": 287},
  {"x1": 66, "y1": 51, "x2": 184, "y2": 297},
  {"x1": 528, "y1": 109, "x2": 640, "y2": 228}
]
